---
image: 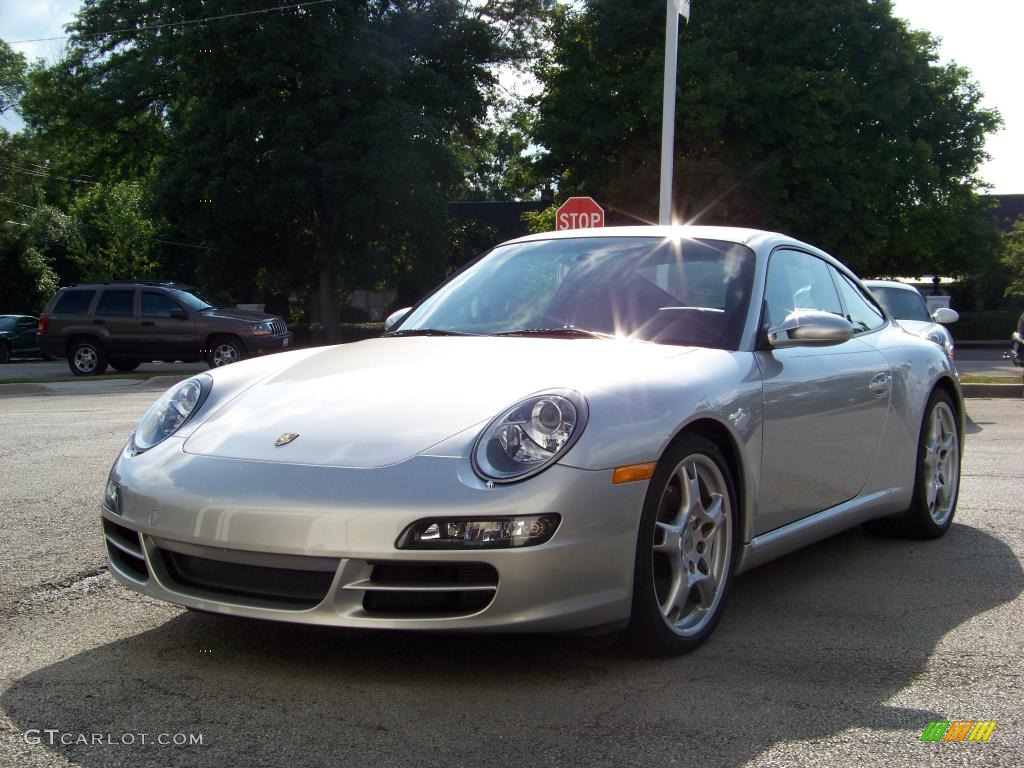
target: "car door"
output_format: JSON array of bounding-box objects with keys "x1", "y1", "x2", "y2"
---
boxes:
[
  {"x1": 754, "y1": 249, "x2": 891, "y2": 535},
  {"x1": 140, "y1": 290, "x2": 198, "y2": 357},
  {"x1": 14, "y1": 317, "x2": 41, "y2": 355},
  {"x1": 92, "y1": 289, "x2": 138, "y2": 356}
]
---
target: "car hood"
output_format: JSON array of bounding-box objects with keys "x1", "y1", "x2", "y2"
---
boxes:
[
  {"x1": 184, "y1": 336, "x2": 693, "y2": 467},
  {"x1": 200, "y1": 307, "x2": 282, "y2": 322},
  {"x1": 896, "y1": 319, "x2": 947, "y2": 339}
]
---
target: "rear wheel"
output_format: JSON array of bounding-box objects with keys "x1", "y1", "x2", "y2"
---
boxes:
[
  {"x1": 904, "y1": 390, "x2": 961, "y2": 538},
  {"x1": 206, "y1": 336, "x2": 245, "y2": 368},
  {"x1": 0, "y1": 342, "x2": 9, "y2": 364},
  {"x1": 68, "y1": 338, "x2": 108, "y2": 376},
  {"x1": 623, "y1": 434, "x2": 738, "y2": 655},
  {"x1": 110, "y1": 360, "x2": 141, "y2": 372}
]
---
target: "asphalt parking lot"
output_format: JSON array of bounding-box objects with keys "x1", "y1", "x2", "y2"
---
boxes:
[{"x1": 0, "y1": 384, "x2": 1021, "y2": 767}]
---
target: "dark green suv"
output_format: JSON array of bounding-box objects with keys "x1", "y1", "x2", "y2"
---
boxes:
[
  {"x1": 0, "y1": 315, "x2": 49, "y2": 363},
  {"x1": 38, "y1": 282, "x2": 292, "y2": 376}
]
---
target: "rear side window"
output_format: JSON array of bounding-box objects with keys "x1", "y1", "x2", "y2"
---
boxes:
[
  {"x1": 52, "y1": 290, "x2": 96, "y2": 315},
  {"x1": 96, "y1": 290, "x2": 135, "y2": 317},
  {"x1": 141, "y1": 292, "x2": 180, "y2": 318}
]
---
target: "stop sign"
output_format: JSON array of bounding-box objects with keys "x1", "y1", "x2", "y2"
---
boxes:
[{"x1": 555, "y1": 196, "x2": 605, "y2": 231}]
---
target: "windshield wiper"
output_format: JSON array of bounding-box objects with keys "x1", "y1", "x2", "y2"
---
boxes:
[
  {"x1": 386, "y1": 329, "x2": 479, "y2": 337},
  {"x1": 492, "y1": 327, "x2": 612, "y2": 340}
]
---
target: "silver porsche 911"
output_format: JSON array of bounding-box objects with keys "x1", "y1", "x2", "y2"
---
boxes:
[{"x1": 101, "y1": 226, "x2": 963, "y2": 654}]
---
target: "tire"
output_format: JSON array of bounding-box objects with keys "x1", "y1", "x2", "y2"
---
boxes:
[
  {"x1": 110, "y1": 360, "x2": 141, "y2": 372},
  {"x1": 900, "y1": 390, "x2": 961, "y2": 538},
  {"x1": 0, "y1": 343, "x2": 9, "y2": 364},
  {"x1": 67, "y1": 338, "x2": 108, "y2": 376},
  {"x1": 206, "y1": 336, "x2": 245, "y2": 368},
  {"x1": 623, "y1": 434, "x2": 739, "y2": 655}
]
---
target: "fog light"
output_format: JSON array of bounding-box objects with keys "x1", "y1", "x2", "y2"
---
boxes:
[
  {"x1": 397, "y1": 515, "x2": 560, "y2": 550},
  {"x1": 104, "y1": 480, "x2": 122, "y2": 515}
]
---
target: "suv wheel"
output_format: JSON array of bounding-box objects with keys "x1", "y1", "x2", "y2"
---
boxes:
[
  {"x1": 207, "y1": 336, "x2": 245, "y2": 368},
  {"x1": 0, "y1": 342, "x2": 10, "y2": 364},
  {"x1": 68, "y1": 338, "x2": 108, "y2": 376}
]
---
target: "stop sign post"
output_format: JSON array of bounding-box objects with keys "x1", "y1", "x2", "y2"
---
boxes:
[{"x1": 555, "y1": 197, "x2": 605, "y2": 231}]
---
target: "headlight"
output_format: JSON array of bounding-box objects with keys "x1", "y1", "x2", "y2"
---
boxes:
[
  {"x1": 251, "y1": 320, "x2": 275, "y2": 336},
  {"x1": 132, "y1": 375, "x2": 212, "y2": 453},
  {"x1": 472, "y1": 390, "x2": 588, "y2": 483}
]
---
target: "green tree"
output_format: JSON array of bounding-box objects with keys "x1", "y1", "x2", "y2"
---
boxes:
[
  {"x1": 1003, "y1": 216, "x2": 1024, "y2": 301},
  {"x1": 69, "y1": 181, "x2": 161, "y2": 280},
  {"x1": 0, "y1": 39, "x2": 26, "y2": 115},
  {"x1": 21, "y1": 0, "x2": 550, "y2": 339},
  {"x1": 533, "y1": 0, "x2": 1001, "y2": 277}
]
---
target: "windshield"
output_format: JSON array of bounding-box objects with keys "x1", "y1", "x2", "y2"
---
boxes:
[
  {"x1": 395, "y1": 237, "x2": 756, "y2": 349},
  {"x1": 0, "y1": 317, "x2": 16, "y2": 331},
  {"x1": 869, "y1": 286, "x2": 931, "y2": 322},
  {"x1": 171, "y1": 289, "x2": 217, "y2": 311}
]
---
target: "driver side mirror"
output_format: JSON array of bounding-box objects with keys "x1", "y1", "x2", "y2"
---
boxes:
[
  {"x1": 384, "y1": 307, "x2": 412, "y2": 332},
  {"x1": 767, "y1": 310, "x2": 854, "y2": 349},
  {"x1": 169, "y1": 307, "x2": 188, "y2": 320},
  {"x1": 931, "y1": 307, "x2": 959, "y2": 324}
]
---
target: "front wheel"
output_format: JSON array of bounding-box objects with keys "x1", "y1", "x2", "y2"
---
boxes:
[
  {"x1": 206, "y1": 336, "x2": 245, "y2": 368},
  {"x1": 67, "y1": 339, "x2": 108, "y2": 376},
  {"x1": 623, "y1": 434, "x2": 738, "y2": 655},
  {"x1": 0, "y1": 343, "x2": 9, "y2": 364}
]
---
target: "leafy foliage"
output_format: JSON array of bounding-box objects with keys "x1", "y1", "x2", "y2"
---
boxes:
[
  {"x1": 16, "y1": 0, "x2": 550, "y2": 335},
  {"x1": 533, "y1": 0, "x2": 1002, "y2": 277},
  {"x1": 1002, "y1": 216, "x2": 1024, "y2": 300}
]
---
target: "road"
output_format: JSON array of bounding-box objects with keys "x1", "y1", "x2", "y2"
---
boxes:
[{"x1": 0, "y1": 387, "x2": 1021, "y2": 768}]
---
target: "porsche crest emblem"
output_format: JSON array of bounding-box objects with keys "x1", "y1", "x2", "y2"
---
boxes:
[{"x1": 275, "y1": 432, "x2": 300, "y2": 446}]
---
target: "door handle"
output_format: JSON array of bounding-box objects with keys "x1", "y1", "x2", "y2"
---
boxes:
[
  {"x1": 869, "y1": 372, "x2": 890, "y2": 397},
  {"x1": 141, "y1": 321, "x2": 155, "y2": 326}
]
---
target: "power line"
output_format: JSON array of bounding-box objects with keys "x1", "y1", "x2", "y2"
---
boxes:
[
  {"x1": 0, "y1": 162, "x2": 98, "y2": 186},
  {"x1": 6, "y1": 0, "x2": 338, "y2": 45},
  {"x1": 2, "y1": 198, "x2": 212, "y2": 251}
]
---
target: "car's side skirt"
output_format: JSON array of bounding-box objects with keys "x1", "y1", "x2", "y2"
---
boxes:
[{"x1": 736, "y1": 487, "x2": 905, "y2": 574}]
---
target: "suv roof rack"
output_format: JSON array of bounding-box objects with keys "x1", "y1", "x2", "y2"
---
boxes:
[{"x1": 67, "y1": 280, "x2": 194, "y2": 289}]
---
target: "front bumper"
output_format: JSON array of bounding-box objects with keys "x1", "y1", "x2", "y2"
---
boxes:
[
  {"x1": 103, "y1": 439, "x2": 648, "y2": 632},
  {"x1": 244, "y1": 332, "x2": 294, "y2": 357}
]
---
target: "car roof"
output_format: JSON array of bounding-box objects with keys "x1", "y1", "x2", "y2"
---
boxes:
[
  {"x1": 862, "y1": 279, "x2": 921, "y2": 293},
  {"x1": 500, "y1": 225, "x2": 841, "y2": 263},
  {"x1": 61, "y1": 281, "x2": 194, "y2": 290}
]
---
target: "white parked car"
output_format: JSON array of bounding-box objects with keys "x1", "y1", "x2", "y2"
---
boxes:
[{"x1": 863, "y1": 280, "x2": 958, "y2": 358}]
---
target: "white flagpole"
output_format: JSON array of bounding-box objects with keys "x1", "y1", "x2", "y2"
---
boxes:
[{"x1": 659, "y1": 0, "x2": 687, "y2": 225}]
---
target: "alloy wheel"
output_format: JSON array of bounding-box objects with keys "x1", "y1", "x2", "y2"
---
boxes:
[
  {"x1": 923, "y1": 401, "x2": 959, "y2": 526},
  {"x1": 212, "y1": 343, "x2": 239, "y2": 366},
  {"x1": 74, "y1": 345, "x2": 98, "y2": 374},
  {"x1": 651, "y1": 454, "x2": 733, "y2": 637}
]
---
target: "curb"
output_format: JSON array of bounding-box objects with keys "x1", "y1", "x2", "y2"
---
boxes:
[
  {"x1": 0, "y1": 375, "x2": 188, "y2": 397},
  {"x1": 961, "y1": 382, "x2": 1023, "y2": 399}
]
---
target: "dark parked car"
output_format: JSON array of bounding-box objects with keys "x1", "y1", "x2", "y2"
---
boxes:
[
  {"x1": 38, "y1": 282, "x2": 292, "y2": 376},
  {"x1": 0, "y1": 315, "x2": 49, "y2": 363}
]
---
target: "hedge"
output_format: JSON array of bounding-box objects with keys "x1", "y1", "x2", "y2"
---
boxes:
[{"x1": 949, "y1": 310, "x2": 1021, "y2": 342}]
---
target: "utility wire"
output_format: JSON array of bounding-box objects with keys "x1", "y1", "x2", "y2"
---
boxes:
[
  {"x1": 0, "y1": 162, "x2": 99, "y2": 186},
  {"x1": 6, "y1": 0, "x2": 338, "y2": 44}
]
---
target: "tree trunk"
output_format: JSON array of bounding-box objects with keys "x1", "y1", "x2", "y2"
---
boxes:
[{"x1": 317, "y1": 263, "x2": 338, "y2": 344}]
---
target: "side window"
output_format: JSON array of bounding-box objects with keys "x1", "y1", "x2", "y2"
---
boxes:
[
  {"x1": 95, "y1": 290, "x2": 135, "y2": 317},
  {"x1": 763, "y1": 250, "x2": 842, "y2": 328},
  {"x1": 52, "y1": 290, "x2": 96, "y2": 316},
  {"x1": 141, "y1": 292, "x2": 180, "y2": 318},
  {"x1": 832, "y1": 270, "x2": 885, "y2": 334}
]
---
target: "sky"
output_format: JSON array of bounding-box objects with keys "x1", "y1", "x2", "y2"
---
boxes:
[{"x1": 0, "y1": 0, "x2": 1020, "y2": 193}]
